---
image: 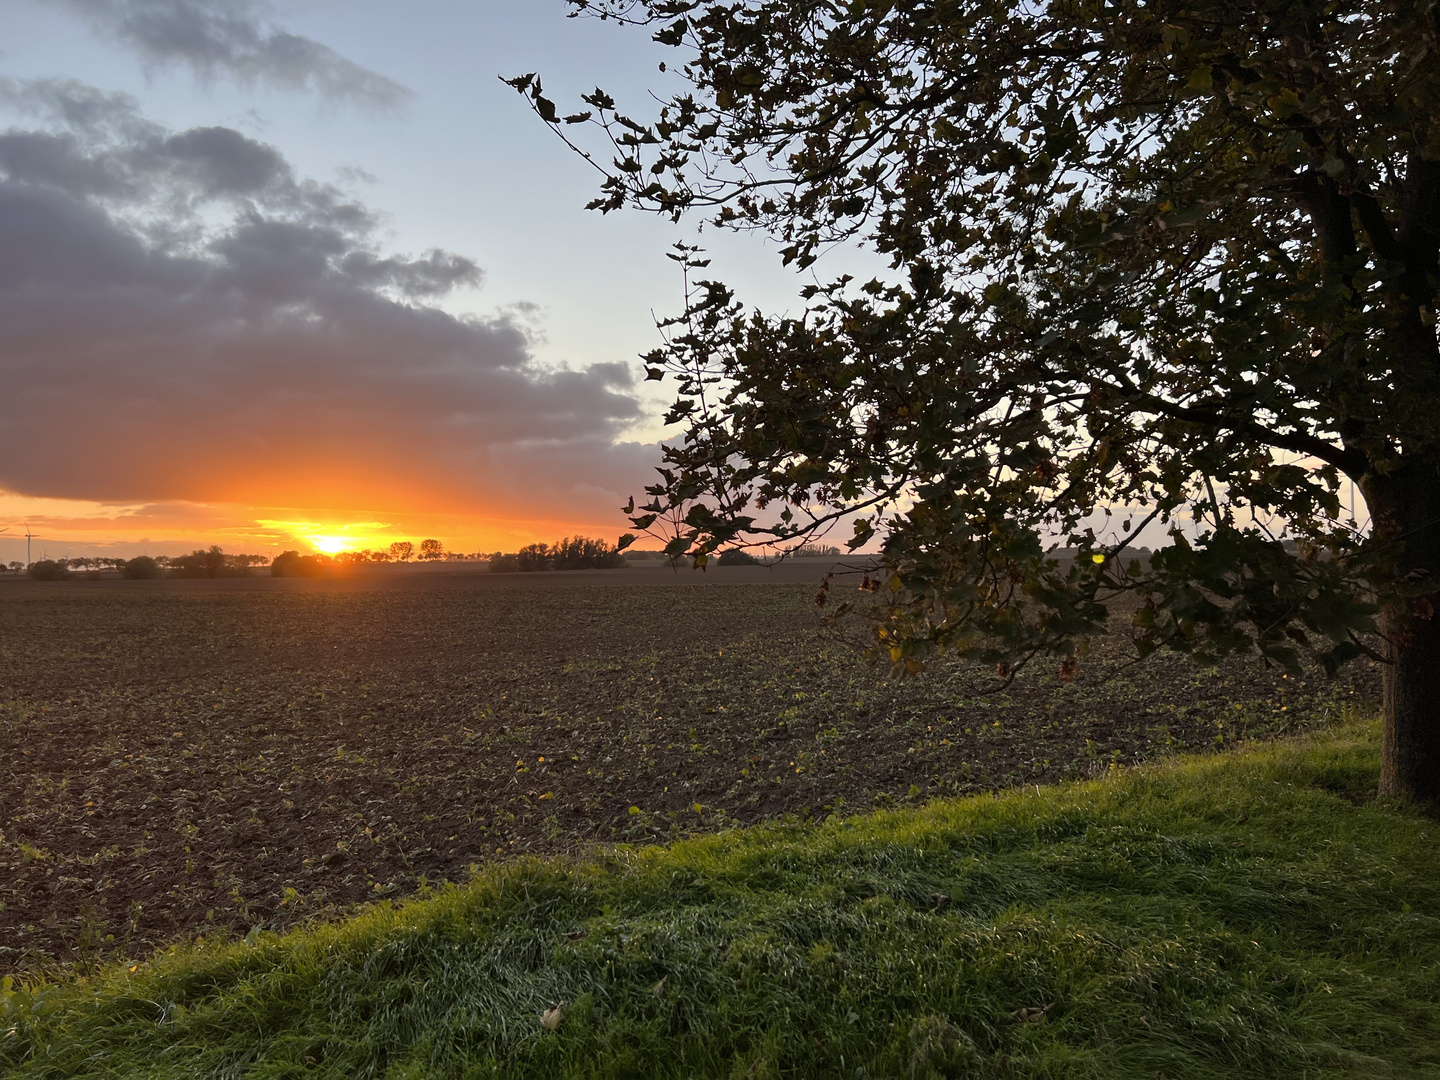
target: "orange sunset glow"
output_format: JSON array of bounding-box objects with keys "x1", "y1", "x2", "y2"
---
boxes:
[
  {"x1": 0, "y1": 32, "x2": 664, "y2": 564},
  {"x1": 0, "y1": 488, "x2": 647, "y2": 564},
  {"x1": 307, "y1": 536, "x2": 359, "y2": 555}
]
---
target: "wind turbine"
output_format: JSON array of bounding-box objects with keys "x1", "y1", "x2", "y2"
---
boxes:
[{"x1": 24, "y1": 522, "x2": 33, "y2": 568}]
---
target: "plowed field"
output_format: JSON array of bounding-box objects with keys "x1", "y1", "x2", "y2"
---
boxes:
[{"x1": 0, "y1": 564, "x2": 1379, "y2": 972}]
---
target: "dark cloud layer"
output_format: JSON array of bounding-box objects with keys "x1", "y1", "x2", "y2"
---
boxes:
[
  {"x1": 49, "y1": 0, "x2": 411, "y2": 108},
  {"x1": 0, "y1": 79, "x2": 655, "y2": 524}
]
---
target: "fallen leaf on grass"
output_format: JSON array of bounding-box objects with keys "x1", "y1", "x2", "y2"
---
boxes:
[
  {"x1": 930, "y1": 892, "x2": 949, "y2": 908},
  {"x1": 651, "y1": 976, "x2": 668, "y2": 996},
  {"x1": 541, "y1": 1005, "x2": 564, "y2": 1031},
  {"x1": 1010, "y1": 1004, "x2": 1053, "y2": 1024}
]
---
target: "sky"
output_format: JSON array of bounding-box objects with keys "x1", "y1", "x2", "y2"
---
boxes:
[{"x1": 0, "y1": 0, "x2": 830, "y2": 562}]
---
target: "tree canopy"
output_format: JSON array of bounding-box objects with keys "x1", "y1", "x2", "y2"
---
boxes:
[{"x1": 524, "y1": 0, "x2": 1440, "y2": 796}]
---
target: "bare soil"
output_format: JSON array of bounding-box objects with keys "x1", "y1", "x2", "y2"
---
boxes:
[{"x1": 0, "y1": 563, "x2": 1379, "y2": 972}]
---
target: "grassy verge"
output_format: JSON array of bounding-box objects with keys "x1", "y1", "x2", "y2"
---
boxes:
[{"x1": 4, "y1": 719, "x2": 1438, "y2": 1079}]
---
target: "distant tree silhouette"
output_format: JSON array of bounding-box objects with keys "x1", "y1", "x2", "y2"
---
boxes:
[
  {"x1": 418, "y1": 539, "x2": 444, "y2": 561},
  {"x1": 515, "y1": 542, "x2": 551, "y2": 571},
  {"x1": 271, "y1": 550, "x2": 333, "y2": 577},
  {"x1": 486, "y1": 551, "x2": 519, "y2": 572},
  {"x1": 718, "y1": 548, "x2": 759, "y2": 566},
  {"x1": 169, "y1": 546, "x2": 227, "y2": 578},
  {"x1": 27, "y1": 560, "x2": 68, "y2": 581},
  {"x1": 490, "y1": 536, "x2": 627, "y2": 573},
  {"x1": 555, "y1": 536, "x2": 627, "y2": 569},
  {"x1": 122, "y1": 556, "x2": 163, "y2": 579},
  {"x1": 166, "y1": 546, "x2": 263, "y2": 578},
  {"x1": 389, "y1": 541, "x2": 414, "y2": 562}
]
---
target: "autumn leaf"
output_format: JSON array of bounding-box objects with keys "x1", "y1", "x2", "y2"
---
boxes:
[{"x1": 1010, "y1": 1003, "x2": 1053, "y2": 1024}]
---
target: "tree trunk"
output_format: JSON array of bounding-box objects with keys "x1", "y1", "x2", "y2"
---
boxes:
[{"x1": 1364, "y1": 458, "x2": 1440, "y2": 801}]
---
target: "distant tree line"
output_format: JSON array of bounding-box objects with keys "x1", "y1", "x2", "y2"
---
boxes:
[
  {"x1": 487, "y1": 536, "x2": 627, "y2": 573},
  {"x1": 8, "y1": 537, "x2": 644, "y2": 581},
  {"x1": 14, "y1": 548, "x2": 269, "y2": 581},
  {"x1": 790, "y1": 544, "x2": 842, "y2": 558},
  {"x1": 269, "y1": 539, "x2": 502, "y2": 576}
]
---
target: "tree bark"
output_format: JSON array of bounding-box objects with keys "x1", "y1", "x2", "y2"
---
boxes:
[{"x1": 1365, "y1": 458, "x2": 1440, "y2": 801}]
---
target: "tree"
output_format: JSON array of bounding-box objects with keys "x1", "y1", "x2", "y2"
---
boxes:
[
  {"x1": 418, "y1": 538, "x2": 445, "y2": 561},
  {"x1": 718, "y1": 547, "x2": 760, "y2": 565},
  {"x1": 531, "y1": 0, "x2": 1440, "y2": 798},
  {"x1": 26, "y1": 560, "x2": 68, "y2": 581},
  {"x1": 169, "y1": 546, "x2": 227, "y2": 578},
  {"x1": 389, "y1": 541, "x2": 415, "y2": 563},
  {"x1": 271, "y1": 550, "x2": 332, "y2": 577},
  {"x1": 553, "y1": 535, "x2": 629, "y2": 569},
  {"x1": 487, "y1": 551, "x2": 520, "y2": 573},
  {"x1": 121, "y1": 556, "x2": 162, "y2": 580},
  {"x1": 516, "y1": 542, "x2": 552, "y2": 572},
  {"x1": 487, "y1": 537, "x2": 629, "y2": 572}
]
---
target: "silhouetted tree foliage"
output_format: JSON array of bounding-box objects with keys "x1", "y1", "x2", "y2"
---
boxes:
[
  {"x1": 168, "y1": 546, "x2": 227, "y2": 578},
  {"x1": 418, "y1": 539, "x2": 445, "y2": 561},
  {"x1": 717, "y1": 548, "x2": 759, "y2": 565},
  {"x1": 270, "y1": 550, "x2": 334, "y2": 577},
  {"x1": 165, "y1": 546, "x2": 264, "y2": 578},
  {"x1": 793, "y1": 544, "x2": 842, "y2": 558},
  {"x1": 533, "y1": 0, "x2": 1440, "y2": 800},
  {"x1": 121, "y1": 556, "x2": 163, "y2": 580},
  {"x1": 488, "y1": 536, "x2": 628, "y2": 573},
  {"x1": 389, "y1": 541, "x2": 415, "y2": 562},
  {"x1": 26, "y1": 560, "x2": 68, "y2": 581}
]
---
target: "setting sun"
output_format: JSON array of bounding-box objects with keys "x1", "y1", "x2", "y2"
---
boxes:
[{"x1": 309, "y1": 536, "x2": 355, "y2": 555}]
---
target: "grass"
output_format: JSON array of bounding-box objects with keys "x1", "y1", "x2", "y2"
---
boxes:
[{"x1": 3, "y1": 719, "x2": 1438, "y2": 1079}]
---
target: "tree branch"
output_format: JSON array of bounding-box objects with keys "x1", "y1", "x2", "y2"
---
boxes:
[{"x1": 1098, "y1": 380, "x2": 1368, "y2": 477}]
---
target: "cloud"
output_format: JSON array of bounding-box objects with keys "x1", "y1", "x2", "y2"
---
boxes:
[
  {"x1": 0, "y1": 79, "x2": 657, "y2": 534},
  {"x1": 47, "y1": 0, "x2": 412, "y2": 109}
]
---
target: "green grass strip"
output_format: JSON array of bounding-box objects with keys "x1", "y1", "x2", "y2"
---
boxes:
[{"x1": 4, "y1": 719, "x2": 1439, "y2": 1078}]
